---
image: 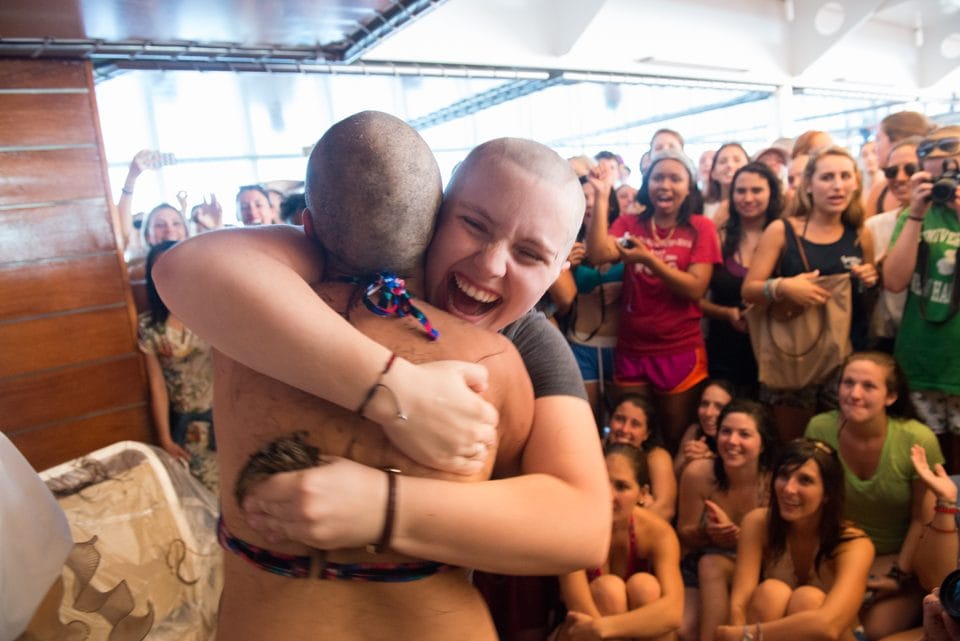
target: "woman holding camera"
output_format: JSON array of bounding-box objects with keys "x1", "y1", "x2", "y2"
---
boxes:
[
  {"x1": 585, "y1": 149, "x2": 721, "y2": 450},
  {"x1": 884, "y1": 125, "x2": 960, "y2": 473}
]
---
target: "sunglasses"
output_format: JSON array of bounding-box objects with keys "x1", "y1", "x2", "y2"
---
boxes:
[
  {"x1": 918, "y1": 137, "x2": 960, "y2": 159},
  {"x1": 882, "y1": 162, "x2": 918, "y2": 180}
]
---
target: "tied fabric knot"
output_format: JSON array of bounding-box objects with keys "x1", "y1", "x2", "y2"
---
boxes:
[{"x1": 347, "y1": 272, "x2": 439, "y2": 341}]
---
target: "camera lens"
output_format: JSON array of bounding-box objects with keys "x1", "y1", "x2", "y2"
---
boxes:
[{"x1": 941, "y1": 568, "x2": 960, "y2": 621}]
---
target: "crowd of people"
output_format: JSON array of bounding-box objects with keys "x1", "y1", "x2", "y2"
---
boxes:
[{"x1": 115, "y1": 109, "x2": 958, "y2": 641}]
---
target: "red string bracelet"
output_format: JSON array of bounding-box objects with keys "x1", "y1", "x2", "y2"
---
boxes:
[
  {"x1": 935, "y1": 504, "x2": 960, "y2": 515},
  {"x1": 357, "y1": 352, "x2": 402, "y2": 418}
]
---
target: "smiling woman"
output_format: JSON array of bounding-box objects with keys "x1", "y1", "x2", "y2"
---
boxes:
[
  {"x1": 585, "y1": 149, "x2": 721, "y2": 451},
  {"x1": 805, "y1": 351, "x2": 950, "y2": 640}
]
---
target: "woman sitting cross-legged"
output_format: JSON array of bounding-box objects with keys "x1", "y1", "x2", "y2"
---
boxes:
[
  {"x1": 555, "y1": 443, "x2": 683, "y2": 641},
  {"x1": 676, "y1": 399, "x2": 779, "y2": 641},
  {"x1": 715, "y1": 438, "x2": 875, "y2": 641}
]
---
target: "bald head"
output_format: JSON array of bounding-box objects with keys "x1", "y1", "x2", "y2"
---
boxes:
[
  {"x1": 305, "y1": 110, "x2": 442, "y2": 276},
  {"x1": 448, "y1": 138, "x2": 584, "y2": 252}
]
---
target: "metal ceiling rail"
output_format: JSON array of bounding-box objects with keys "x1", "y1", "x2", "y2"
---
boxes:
[
  {"x1": 407, "y1": 73, "x2": 572, "y2": 130},
  {"x1": 340, "y1": 0, "x2": 448, "y2": 64},
  {"x1": 546, "y1": 90, "x2": 775, "y2": 147}
]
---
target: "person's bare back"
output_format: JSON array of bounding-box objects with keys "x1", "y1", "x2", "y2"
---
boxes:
[{"x1": 215, "y1": 276, "x2": 533, "y2": 641}]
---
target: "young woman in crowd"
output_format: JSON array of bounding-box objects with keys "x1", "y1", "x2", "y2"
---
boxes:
[
  {"x1": 139, "y1": 241, "x2": 217, "y2": 490},
  {"x1": 673, "y1": 379, "x2": 735, "y2": 476},
  {"x1": 805, "y1": 352, "x2": 947, "y2": 639},
  {"x1": 742, "y1": 147, "x2": 879, "y2": 441},
  {"x1": 585, "y1": 148, "x2": 721, "y2": 451},
  {"x1": 701, "y1": 162, "x2": 783, "y2": 397},
  {"x1": 714, "y1": 438, "x2": 875, "y2": 641},
  {"x1": 236, "y1": 184, "x2": 278, "y2": 225},
  {"x1": 676, "y1": 400, "x2": 779, "y2": 641},
  {"x1": 866, "y1": 111, "x2": 935, "y2": 218},
  {"x1": 551, "y1": 157, "x2": 623, "y2": 429},
  {"x1": 555, "y1": 443, "x2": 683, "y2": 641},
  {"x1": 864, "y1": 136, "x2": 922, "y2": 351},
  {"x1": 883, "y1": 124, "x2": 960, "y2": 472},
  {"x1": 605, "y1": 394, "x2": 677, "y2": 522},
  {"x1": 703, "y1": 143, "x2": 750, "y2": 220}
]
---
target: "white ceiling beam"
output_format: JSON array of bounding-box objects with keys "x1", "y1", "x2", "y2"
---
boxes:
[
  {"x1": 788, "y1": 0, "x2": 887, "y2": 75},
  {"x1": 543, "y1": 0, "x2": 607, "y2": 56}
]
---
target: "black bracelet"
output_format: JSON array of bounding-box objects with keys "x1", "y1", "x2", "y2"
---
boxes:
[
  {"x1": 121, "y1": 187, "x2": 134, "y2": 195},
  {"x1": 368, "y1": 468, "x2": 401, "y2": 554},
  {"x1": 907, "y1": 215, "x2": 924, "y2": 222}
]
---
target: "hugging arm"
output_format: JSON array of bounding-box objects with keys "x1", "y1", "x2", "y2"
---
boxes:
[
  {"x1": 154, "y1": 226, "x2": 499, "y2": 473},
  {"x1": 244, "y1": 393, "x2": 611, "y2": 573}
]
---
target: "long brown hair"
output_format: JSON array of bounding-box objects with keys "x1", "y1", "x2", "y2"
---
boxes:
[
  {"x1": 765, "y1": 438, "x2": 854, "y2": 571},
  {"x1": 794, "y1": 146, "x2": 865, "y2": 230}
]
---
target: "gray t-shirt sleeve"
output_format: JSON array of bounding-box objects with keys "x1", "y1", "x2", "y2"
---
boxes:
[{"x1": 501, "y1": 311, "x2": 587, "y2": 400}]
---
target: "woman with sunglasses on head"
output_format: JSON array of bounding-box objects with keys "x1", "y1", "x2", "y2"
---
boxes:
[
  {"x1": 676, "y1": 400, "x2": 779, "y2": 641},
  {"x1": 714, "y1": 438, "x2": 875, "y2": 641},
  {"x1": 864, "y1": 137, "x2": 923, "y2": 352},
  {"x1": 742, "y1": 147, "x2": 879, "y2": 442},
  {"x1": 805, "y1": 352, "x2": 948, "y2": 640},
  {"x1": 884, "y1": 125, "x2": 960, "y2": 474}
]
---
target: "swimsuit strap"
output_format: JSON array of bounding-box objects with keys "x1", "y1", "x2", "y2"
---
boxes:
[
  {"x1": 218, "y1": 516, "x2": 454, "y2": 582},
  {"x1": 345, "y1": 272, "x2": 439, "y2": 340},
  {"x1": 627, "y1": 512, "x2": 638, "y2": 577}
]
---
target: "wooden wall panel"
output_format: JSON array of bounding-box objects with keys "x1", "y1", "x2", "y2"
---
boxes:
[
  {"x1": 0, "y1": 356, "x2": 145, "y2": 433},
  {"x1": 0, "y1": 306, "x2": 136, "y2": 378},
  {"x1": 0, "y1": 93, "x2": 97, "y2": 148},
  {"x1": 0, "y1": 253, "x2": 127, "y2": 318},
  {"x1": 10, "y1": 406, "x2": 152, "y2": 473},
  {"x1": 0, "y1": 58, "x2": 151, "y2": 470},
  {"x1": 0, "y1": 60, "x2": 88, "y2": 90},
  {"x1": 0, "y1": 147, "x2": 104, "y2": 207},
  {"x1": 0, "y1": 200, "x2": 116, "y2": 262}
]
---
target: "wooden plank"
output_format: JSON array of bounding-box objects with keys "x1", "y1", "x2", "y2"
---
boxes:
[
  {"x1": 0, "y1": 253, "x2": 127, "y2": 319},
  {"x1": 0, "y1": 59, "x2": 88, "y2": 90},
  {"x1": 0, "y1": 355, "x2": 147, "y2": 432},
  {"x1": 0, "y1": 307, "x2": 138, "y2": 378},
  {"x1": 0, "y1": 93, "x2": 96, "y2": 148},
  {"x1": 0, "y1": 200, "x2": 116, "y2": 263},
  {"x1": 0, "y1": 147, "x2": 105, "y2": 207},
  {"x1": 9, "y1": 405, "x2": 153, "y2": 473}
]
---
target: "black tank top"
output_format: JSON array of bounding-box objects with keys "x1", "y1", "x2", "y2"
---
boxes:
[
  {"x1": 779, "y1": 219, "x2": 869, "y2": 349},
  {"x1": 779, "y1": 219, "x2": 862, "y2": 277}
]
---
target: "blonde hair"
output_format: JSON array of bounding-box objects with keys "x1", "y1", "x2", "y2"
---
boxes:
[{"x1": 794, "y1": 146, "x2": 865, "y2": 229}]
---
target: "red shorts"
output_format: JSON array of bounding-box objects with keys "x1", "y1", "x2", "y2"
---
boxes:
[{"x1": 614, "y1": 344, "x2": 708, "y2": 394}]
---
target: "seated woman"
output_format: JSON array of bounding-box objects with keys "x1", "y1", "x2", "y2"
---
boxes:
[
  {"x1": 138, "y1": 240, "x2": 216, "y2": 491},
  {"x1": 606, "y1": 394, "x2": 677, "y2": 522},
  {"x1": 676, "y1": 399, "x2": 778, "y2": 641},
  {"x1": 555, "y1": 443, "x2": 683, "y2": 641},
  {"x1": 715, "y1": 438, "x2": 875, "y2": 641},
  {"x1": 673, "y1": 379, "x2": 734, "y2": 477},
  {"x1": 805, "y1": 352, "x2": 948, "y2": 640}
]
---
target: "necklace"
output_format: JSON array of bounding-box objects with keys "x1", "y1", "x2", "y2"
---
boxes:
[{"x1": 648, "y1": 218, "x2": 677, "y2": 249}]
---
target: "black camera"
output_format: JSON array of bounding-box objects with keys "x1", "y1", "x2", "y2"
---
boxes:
[
  {"x1": 930, "y1": 159, "x2": 960, "y2": 206},
  {"x1": 942, "y1": 568, "x2": 960, "y2": 622}
]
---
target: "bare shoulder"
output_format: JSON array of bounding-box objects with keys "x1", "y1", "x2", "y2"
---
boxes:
[{"x1": 680, "y1": 457, "x2": 716, "y2": 488}]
